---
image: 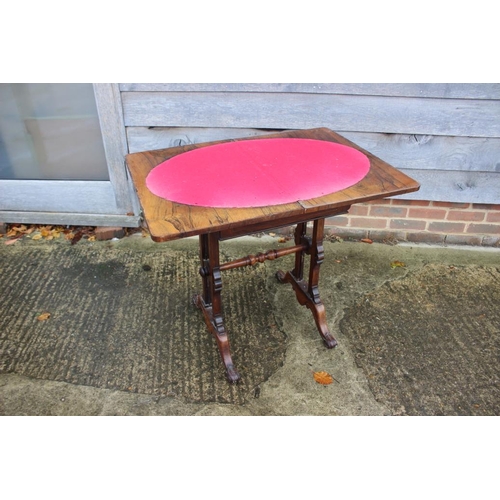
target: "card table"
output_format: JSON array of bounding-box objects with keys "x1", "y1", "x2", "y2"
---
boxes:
[{"x1": 126, "y1": 128, "x2": 420, "y2": 383}]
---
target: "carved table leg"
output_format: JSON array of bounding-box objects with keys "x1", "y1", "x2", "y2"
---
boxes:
[
  {"x1": 276, "y1": 219, "x2": 338, "y2": 348},
  {"x1": 194, "y1": 232, "x2": 240, "y2": 383}
]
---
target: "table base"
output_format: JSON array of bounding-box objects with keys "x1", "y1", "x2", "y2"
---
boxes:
[{"x1": 194, "y1": 217, "x2": 337, "y2": 383}]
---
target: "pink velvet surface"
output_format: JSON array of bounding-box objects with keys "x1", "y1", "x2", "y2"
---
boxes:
[{"x1": 146, "y1": 138, "x2": 370, "y2": 208}]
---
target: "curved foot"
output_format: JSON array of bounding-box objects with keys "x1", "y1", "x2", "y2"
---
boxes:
[
  {"x1": 322, "y1": 333, "x2": 338, "y2": 349},
  {"x1": 308, "y1": 301, "x2": 339, "y2": 349},
  {"x1": 226, "y1": 363, "x2": 241, "y2": 384},
  {"x1": 196, "y1": 296, "x2": 242, "y2": 383}
]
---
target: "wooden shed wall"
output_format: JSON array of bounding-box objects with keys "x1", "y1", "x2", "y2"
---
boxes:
[{"x1": 120, "y1": 84, "x2": 500, "y2": 204}]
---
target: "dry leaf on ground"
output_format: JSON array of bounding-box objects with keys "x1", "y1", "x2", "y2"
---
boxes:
[
  {"x1": 313, "y1": 371, "x2": 334, "y2": 385},
  {"x1": 390, "y1": 260, "x2": 406, "y2": 268},
  {"x1": 37, "y1": 312, "x2": 51, "y2": 321},
  {"x1": 4, "y1": 237, "x2": 21, "y2": 245}
]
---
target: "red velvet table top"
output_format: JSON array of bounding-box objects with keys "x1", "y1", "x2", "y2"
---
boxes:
[{"x1": 146, "y1": 138, "x2": 370, "y2": 208}]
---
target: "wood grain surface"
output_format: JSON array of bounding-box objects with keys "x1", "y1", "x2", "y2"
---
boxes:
[{"x1": 126, "y1": 128, "x2": 420, "y2": 242}]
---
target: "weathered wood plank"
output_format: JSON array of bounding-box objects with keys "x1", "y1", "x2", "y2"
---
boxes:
[
  {"x1": 396, "y1": 169, "x2": 500, "y2": 204},
  {"x1": 122, "y1": 92, "x2": 500, "y2": 138},
  {"x1": 126, "y1": 127, "x2": 279, "y2": 152},
  {"x1": 93, "y1": 83, "x2": 135, "y2": 212},
  {"x1": 342, "y1": 132, "x2": 500, "y2": 173},
  {"x1": 119, "y1": 83, "x2": 500, "y2": 100},
  {"x1": 0, "y1": 211, "x2": 140, "y2": 227},
  {"x1": 126, "y1": 127, "x2": 500, "y2": 173},
  {"x1": 0, "y1": 180, "x2": 123, "y2": 214}
]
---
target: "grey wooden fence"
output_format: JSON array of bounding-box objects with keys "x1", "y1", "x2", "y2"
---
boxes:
[{"x1": 120, "y1": 83, "x2": 500, "y2": 204}]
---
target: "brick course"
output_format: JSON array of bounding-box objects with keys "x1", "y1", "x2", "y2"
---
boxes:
[{"x1": 326, "y1": 199, "x2": 500, "y2": 247}]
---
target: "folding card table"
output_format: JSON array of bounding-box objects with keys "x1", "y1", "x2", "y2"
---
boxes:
[{"x1": 126, "y1": 128, "x2": 420, "y2": 383}]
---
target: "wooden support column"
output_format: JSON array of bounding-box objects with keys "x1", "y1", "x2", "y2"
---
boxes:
[
  {"x1": 276, "y1": 219, "x2": 338, "y2": 348},
  {"x1": 195, "y1": 232, "x2": 240, "y2": 383}
]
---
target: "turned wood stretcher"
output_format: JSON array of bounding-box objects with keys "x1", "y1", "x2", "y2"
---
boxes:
[{"x1": 126, "y1": 128, "x2": 420, "y2": 383}]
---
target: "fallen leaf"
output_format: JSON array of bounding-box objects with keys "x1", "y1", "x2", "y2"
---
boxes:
[
  {"x1": 88, "y1": 235, "x2": 96, "y2": 242},
  {"x1": 390, "y1": 260, "x2": 406, "y2": 268},
  {"x1": 37, "y1": 312, "x2": 51, "y2": 321},
  {"x1": 360, "y1": 238, "x2": 373, "y2": 244},
  {"x1": 71, "y1": 231, "x2": 84, "y2": 245},
  {"x1": 269, "y1": 232, "x2": 276, "y2": 237},
  {"x1": 278, "y1": 237, "x2": 287, "y2": 243},
  {"x1": 32, "y1": 234, "x2": 43, "y2": 240},
  {"x1": 4, "y1": 237, "x2": 21, "y2": 245},
  {"x1": 313, "y1": 371, "x2": 334, "y2": 385}
]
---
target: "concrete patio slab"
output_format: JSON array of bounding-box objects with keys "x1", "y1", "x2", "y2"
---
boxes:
[{"x1": 1, "y1": 233, "x2": 499, "y2": 415}]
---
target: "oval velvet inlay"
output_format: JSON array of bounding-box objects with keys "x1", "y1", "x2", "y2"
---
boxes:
[{"x1": 146, "y1": 138, "x2": 370, "y2": 208}]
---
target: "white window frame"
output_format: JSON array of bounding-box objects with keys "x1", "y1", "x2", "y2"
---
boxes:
[{"x1": 0, "y1": 83, "x2": 140, "y2": 227}]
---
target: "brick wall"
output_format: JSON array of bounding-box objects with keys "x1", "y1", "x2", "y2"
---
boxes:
[{"x1": 325, "y1": 200, "x2": 500, "y2": 247}]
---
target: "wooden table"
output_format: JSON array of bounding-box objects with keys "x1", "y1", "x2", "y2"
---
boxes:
[{"x1": 126, "y1": 128, "x2": 420, "y2": 383}]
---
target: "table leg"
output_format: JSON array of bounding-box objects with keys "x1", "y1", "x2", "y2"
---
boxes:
[
  {"x1": 194, "y1": 232, "x2": 240, "y2": 383},
  {"x1": 276, "y1": 218, "x2": 338, "y2": 348}
]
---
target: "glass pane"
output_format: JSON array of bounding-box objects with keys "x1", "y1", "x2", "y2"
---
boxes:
[{"x1": 0, "y1": 83, "x2": 109, "y2": 180}]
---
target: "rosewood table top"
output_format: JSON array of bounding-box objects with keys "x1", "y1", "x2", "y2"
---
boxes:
[{"x1": 125, "y1": 128, "x2": 420, "y2": 241}]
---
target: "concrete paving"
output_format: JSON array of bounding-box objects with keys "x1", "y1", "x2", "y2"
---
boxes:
[{"x1": 1, "y1": 232, "x2": 499, "y2": 415}]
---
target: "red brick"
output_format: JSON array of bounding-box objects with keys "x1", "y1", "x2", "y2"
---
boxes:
[
  {"x1": 407, "y1": 232, "x2": 446, "y2": 244},
  {"x1": 447, "y1": 210, "x2": 485, "y2": 222},
  {"x1": 368, "y1": 229, "x2": 407, "y2": 242},
  {"x1": 472, "y1": 204, "x2": 500, "y2": 210},
  {"x1": 428, "y1": 221, "x2": 466, "y2": 233},
  {"x1": 327, "y1": 216, "x2": 349, "y2": 227},
  {"x1": 486, "y1": 212, "x2": 500, "y2": 223},
  {"x1": 432, "y1": 201, "x2": 470, "y2": 209},
  {"x1": 408, "y1": 208, "x2": 447, "y2": 220},
  {"x1": 482, "y1": 236, "x2": 500, "y2": 247},
  {"x1": 348, "y1": 205, "x2": 369, "y2": 216},
  {"x1": 370, "y1": 206, "x2": 408, "y2": 217},
  {"x1": 330, "y1": 228, "x2": 369, "y2": 240},
  {"x1": 445, "y1": 234, "x2": 483, "y2": 246},
  {"x1": 349, "y1": 217, "x2": 387, "y2": 229},
  {"x1": 466, "y1": 223, "x2": 500, "y2": 235},
  {"x1": 95, "y1": 226, "x2": 125, "y2": 240},
  {"x1": 390, "y1": 219, "x2": 426, "y2": 230},
  {"x1": 392, "y1": 199, "x2": 430, "y2": 207}
]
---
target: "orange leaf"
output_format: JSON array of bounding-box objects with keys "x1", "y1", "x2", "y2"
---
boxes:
[
  {"x1": 390, "y1": 260, "x2": 406, "y2": 268},
  {"x1": 4, "y1": 237, "x2": 21, "y2": 245},
  {"x1": 313, "y1": 371, "x2": 334, "y2": 385},
  {"x1": 37, "y1": 312, "x2": 51, "y2": 321},
  {"x1": 360, "y1": 238, "x2": 373, "y2": 244}
]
